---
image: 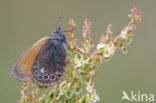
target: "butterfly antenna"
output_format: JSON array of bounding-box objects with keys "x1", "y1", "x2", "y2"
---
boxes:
[
  {"x1": 56, "y1": 14, "x2": 63, "y2": 29},
  {"x1": 55, "y1": 14, "x2": 69, "y2": 33}
]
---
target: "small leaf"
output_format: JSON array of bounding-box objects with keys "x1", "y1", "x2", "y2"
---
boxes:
[
  {"x1": 74, "y1": 85, "x2": 82, "y2": 95},
  {"x1": 118, "y1": 38, "x2": 125, "y2": 48},
  {"x1": 65, "y1": 89, "x2": 73, "y2": 99},
  {"x1": 54, "y1": 89, "x2": 61, "y2": 100},
  {"x1": 103, "y1": 49, "x2": 111, "y2": 58},
  {"x1": 127, "y1": 36, "x2": 133, "y2": 45},
  {"x1": 97, "y1": 43, "x2": 105, "y2": 50},
  {"x1": 122, "y1": 46, "x2": 127, "y2": 54}
]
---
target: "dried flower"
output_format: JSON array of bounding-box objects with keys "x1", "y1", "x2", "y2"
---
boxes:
[{"x1": 86, "y1": 83, "x2": 94, "y2": 94}]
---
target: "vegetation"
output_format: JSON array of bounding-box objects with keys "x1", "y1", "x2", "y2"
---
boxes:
[{"x1": 18, "y1": 7, "x2": 142, "y2": 103}]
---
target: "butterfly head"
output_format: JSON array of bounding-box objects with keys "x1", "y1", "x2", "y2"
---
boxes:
[{"x1": 51, "y1": 27, "x2": 67, "y2": 45}]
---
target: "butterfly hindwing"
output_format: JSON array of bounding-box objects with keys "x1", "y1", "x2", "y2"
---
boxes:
[{"x1": 31, "y1": 38, "x2": 67, "y2": 86}]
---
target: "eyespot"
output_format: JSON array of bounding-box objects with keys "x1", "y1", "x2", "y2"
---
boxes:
[
  {"x1": 50, "y1": 74, "x2": 56, "y2": 80},
  {"x1": 34, "y1": 71, "x2": 39, "y2": 76},
  {"x1": 43, "y1": 74, "x2": 49, "y2": 80},
  {"x1": 57, "y1": 73, "x2": 62, "y2": 79},
  {"x1": 33, "y1": 61, "x2": 39, "y2": 68},
  {"x1": 38, "y1": 75, "x2": 43, "y2": 80}
]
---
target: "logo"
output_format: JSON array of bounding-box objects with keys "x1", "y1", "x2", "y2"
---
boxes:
[{"x1": 121, "y1": 91, "x2": 155, "y2": 102}]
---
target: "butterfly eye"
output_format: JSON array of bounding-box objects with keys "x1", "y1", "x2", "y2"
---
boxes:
[
  {"x1": 43, "y1": 74, "x2": 49, "y2": 80},
  {"x1": 33, "y1": 61, "x2": 39, "y2": 68},
  {"x1": 57, "y1": 73, "x2": 62, "y2": 79},
  {"x1": 38, "y1": 75, "x2": 43, "y2": 80},
  {"x1": 50, "y1": 74, "x2": 56, "y2": 80},
  {"x1": 19, "y1": 70, "x2": 22, "y2": 73},
  {"x1": 54, "y1": 46, "x2": 57, "y2": 49},
  {"x1": 34, "y1": 71, "x2": 39, "y2": 76}
]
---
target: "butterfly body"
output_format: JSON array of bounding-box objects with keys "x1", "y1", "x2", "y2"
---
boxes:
[{"x1": 12, "y1": 27, "x2": 67, "y2": 86}]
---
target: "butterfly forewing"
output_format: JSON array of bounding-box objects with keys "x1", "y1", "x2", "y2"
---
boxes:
[
  {"x1": 12, "y1": 36, "x2": 51, "y2": 81},
  {"x1": 12, "y1": 27, "x2": 67, "y2": 87}
]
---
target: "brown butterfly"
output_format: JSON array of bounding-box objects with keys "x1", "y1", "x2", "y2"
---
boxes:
[{"x1": 12, "y1": 27, "x2": 67, "y2": 87}]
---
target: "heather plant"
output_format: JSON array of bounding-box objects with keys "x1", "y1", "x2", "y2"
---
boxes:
[{"x1": 17, "y1": 7, "x2": 142, "y2": 103}]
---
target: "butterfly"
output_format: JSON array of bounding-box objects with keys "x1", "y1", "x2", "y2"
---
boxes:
[{"x1": 12, "y1": 27, "x2": 67, "y2": 87}]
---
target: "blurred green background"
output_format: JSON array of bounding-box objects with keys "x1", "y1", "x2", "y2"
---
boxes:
[{"x1": 0, "y1": 0, "x2": 156, "y2": 103}]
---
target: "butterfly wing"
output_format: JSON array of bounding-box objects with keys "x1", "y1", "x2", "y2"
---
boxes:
[
  {"x1": 31, "y1": 39, "x2": 67, "y2": 86},
  {"x1": 12, "y1": 36, "x2": 51, "y2": 81}
]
